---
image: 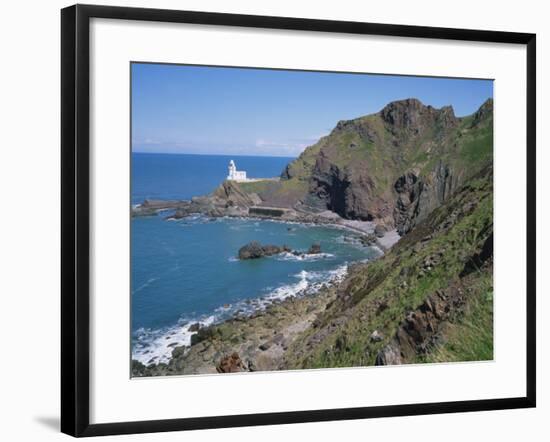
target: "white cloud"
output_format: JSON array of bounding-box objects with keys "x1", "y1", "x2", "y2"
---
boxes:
[
  {"x1": 253, "y1": 134, "x2": 326, "y2": 156},
  {"x1": 132, "y1": 134, "x2": 327, "y2": 157},
  {"x1": 132, "y1": 137, "x2": 162, "y2": 145}
]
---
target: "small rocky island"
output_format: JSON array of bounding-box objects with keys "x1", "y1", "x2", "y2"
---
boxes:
[
  {"x1": 237, "y1": 241, "x2": 323, "y2": 260},
  {"x1": 237, "y1": 241, "x2": 291, "y2": 260}
]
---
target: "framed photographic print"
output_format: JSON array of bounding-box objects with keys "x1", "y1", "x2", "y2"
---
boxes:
[{"x1": 61, "y1": 4, "x2": 536, "y2": 437}]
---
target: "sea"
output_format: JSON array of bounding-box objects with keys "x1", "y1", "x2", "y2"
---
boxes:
[{"x1": 131, "y1": 153, "x2": 380, "y2": 365}]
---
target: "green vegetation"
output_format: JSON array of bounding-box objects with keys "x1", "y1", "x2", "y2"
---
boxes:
[
  {"x1": 422, "y1": 285, "x2": 493, "y2": 363},
  {"x1": 237, "y1": 180, "x2": 277, "y2": 195},
  {"x1": 459, "y1": 127, "x2": 493, "y2": 165},
  {"x1": 281, "y1": 141, "x2": 323, "y2": 181}
]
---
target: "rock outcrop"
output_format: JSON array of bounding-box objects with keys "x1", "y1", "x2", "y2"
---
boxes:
[
  {"x1": 393, "y1": 161, "x2": 460, "y2": 235},
  {"x1": 212, "y1": 180, "x2": 262, "y2": 208},
  {"x1": 132, "y1": 199, "x2": 186, "y2": 217},
  {"x1": 375, "y1": 286, "x2": 466, "y2": 366},
  {"x1": 216, "y1": 352, "x2": 247, "y2": 373},
  {"x1": 307, "y1": 243, "x2": 322, "y2": 254},
  {"x1": 238, "y1": 241, "x2": 291, "y2": 260},
  {"x1": 379, "y1": 98, "x2": 458, "y2": 134}
]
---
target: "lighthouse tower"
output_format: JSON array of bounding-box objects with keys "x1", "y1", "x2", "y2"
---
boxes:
[{"x1": 227, "y1": 160, "x2": 247, "y2": 181}]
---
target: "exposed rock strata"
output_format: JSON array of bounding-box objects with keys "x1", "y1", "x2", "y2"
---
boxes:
[{"x1": 393, "y1": 161, "x2": 460, "y2": 235}]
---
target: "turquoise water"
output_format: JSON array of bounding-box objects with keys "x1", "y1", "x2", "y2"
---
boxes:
[{"x1": 131, "y1": 154, "x2": 379, "y2": 364}]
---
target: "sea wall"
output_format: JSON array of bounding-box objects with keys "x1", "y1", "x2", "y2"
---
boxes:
[{"x1": 249, "y1": 206, "x2": 289, "y2": 217}]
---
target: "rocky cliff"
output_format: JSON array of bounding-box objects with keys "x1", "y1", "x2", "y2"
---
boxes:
[{"x1": 275, "y1": 98, "x2": 493, "y2": 234}]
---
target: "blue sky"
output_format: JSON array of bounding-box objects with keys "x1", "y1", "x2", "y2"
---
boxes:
[{"x1": 132, "y1": 63, "x2": 493, "y2": 157}]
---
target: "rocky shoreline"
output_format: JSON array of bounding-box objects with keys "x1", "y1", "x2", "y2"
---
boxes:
[
  {"x1": 132, "y1": 194, "x2": 401, "y2": 252},
  {"x1": 132, "y1": 260, "x2": 356, "y2": 376}
]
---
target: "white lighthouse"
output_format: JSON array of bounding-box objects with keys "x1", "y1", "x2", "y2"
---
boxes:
[{"x1": 227, "y1": 160, "x2": 247, "y2": 181}]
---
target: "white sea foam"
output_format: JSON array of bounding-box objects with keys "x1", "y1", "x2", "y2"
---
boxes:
[
  {"x1": 229, "y1": 223, "x2": 256, "y2": 231},
  {"x1": 132, "y1": 263, "x2": 349, "y2": 366},
  {"x1": 335, "y1": 234, "x2": 362, "y2": 245},
  {"x1": 275, "y1": 252, "x2": 334, "y2": 262},
  {"x1": 260, "y1": 270, "x2": 309, "y2": 303},
  {"x1": 132, "y1": 315, "x2": 216, "y2": 365}
]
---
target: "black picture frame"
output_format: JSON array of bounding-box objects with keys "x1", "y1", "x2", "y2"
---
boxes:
[{"x1": 61, "y1": 4, "x2": 536, "y2": 437}]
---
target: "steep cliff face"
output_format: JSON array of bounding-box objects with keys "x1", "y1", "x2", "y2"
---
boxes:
[
  {"x1": 391, "y1": 99, "x2": 493, "y2": 234},
  {"x1": 277, "y1": 98, "x2": 493, "y2": 231},
  {"x1": 307, "y1": 151, "x2": 387, "y2": 221},
  {"x1": 393, "y1": 161, "x2": 461, "y2": 235},
  {"x1": 212, "y1": 180, "x2": 261, "y2": 207}
]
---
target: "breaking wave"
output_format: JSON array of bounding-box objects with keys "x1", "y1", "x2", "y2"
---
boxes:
[
  {"x1": 275, "y1": 252, "x2": 335, "y2": 262},
  {"x1": 131, "y1": 264, "x2": 348, "y2": 365}
]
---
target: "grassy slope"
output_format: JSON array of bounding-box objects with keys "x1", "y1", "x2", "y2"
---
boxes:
[
  {"x1": 236, "y1": 180, "x2": 277, "y2": 195},
  {"x1": 421, "y1": 282, "x2": 493, "y2": 363},
  {"x1": 237, "y1": 179, "x2": 309, "y2": 208},
  {"x1": 283, "y1": 165, "x2": 493, "y2": 368},
  {"x1": 419, "y1": 111, "x2": 493, "y2": 177}
]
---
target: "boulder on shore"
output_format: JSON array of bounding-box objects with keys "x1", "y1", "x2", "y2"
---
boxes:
[
  {"x1": 190, "y1": 326, "x2": 215, "y2": 346},
  {"x1": 216, "y1": 352, "x2": 247, "y2": 373},
  {"x1": 360, "y1": 233, "x2": 378, "y2": 246},
  {"x1": 375, "y1": 344, "x2": 402, "y2": 365},
  {"x1": 374, "y1": 224, "x2": 387, "y2": 238},
  {"x1": 188, "y1": 322, "x2": 201, "y2": 332},
  {"x1": 238, "y1": 241, "x2": 291, "y2": 260}
]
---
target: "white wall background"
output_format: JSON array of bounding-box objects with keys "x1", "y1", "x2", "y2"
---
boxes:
[{"x1": 0, "y1": 0, "x2": 546, "y2": 440}]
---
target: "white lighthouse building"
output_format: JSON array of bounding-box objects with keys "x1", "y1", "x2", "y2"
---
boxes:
[{"x1": 227, "y1": 160, "x2": 247, "y2": 181}]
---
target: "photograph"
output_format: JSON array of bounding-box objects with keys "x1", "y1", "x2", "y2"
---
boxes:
[
  {"x1": 0, "y1": 0, "x2": 542, "y2": 439},
  {"x1": 130, "y1": 64, "x2": 494, "y2": 377}
]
